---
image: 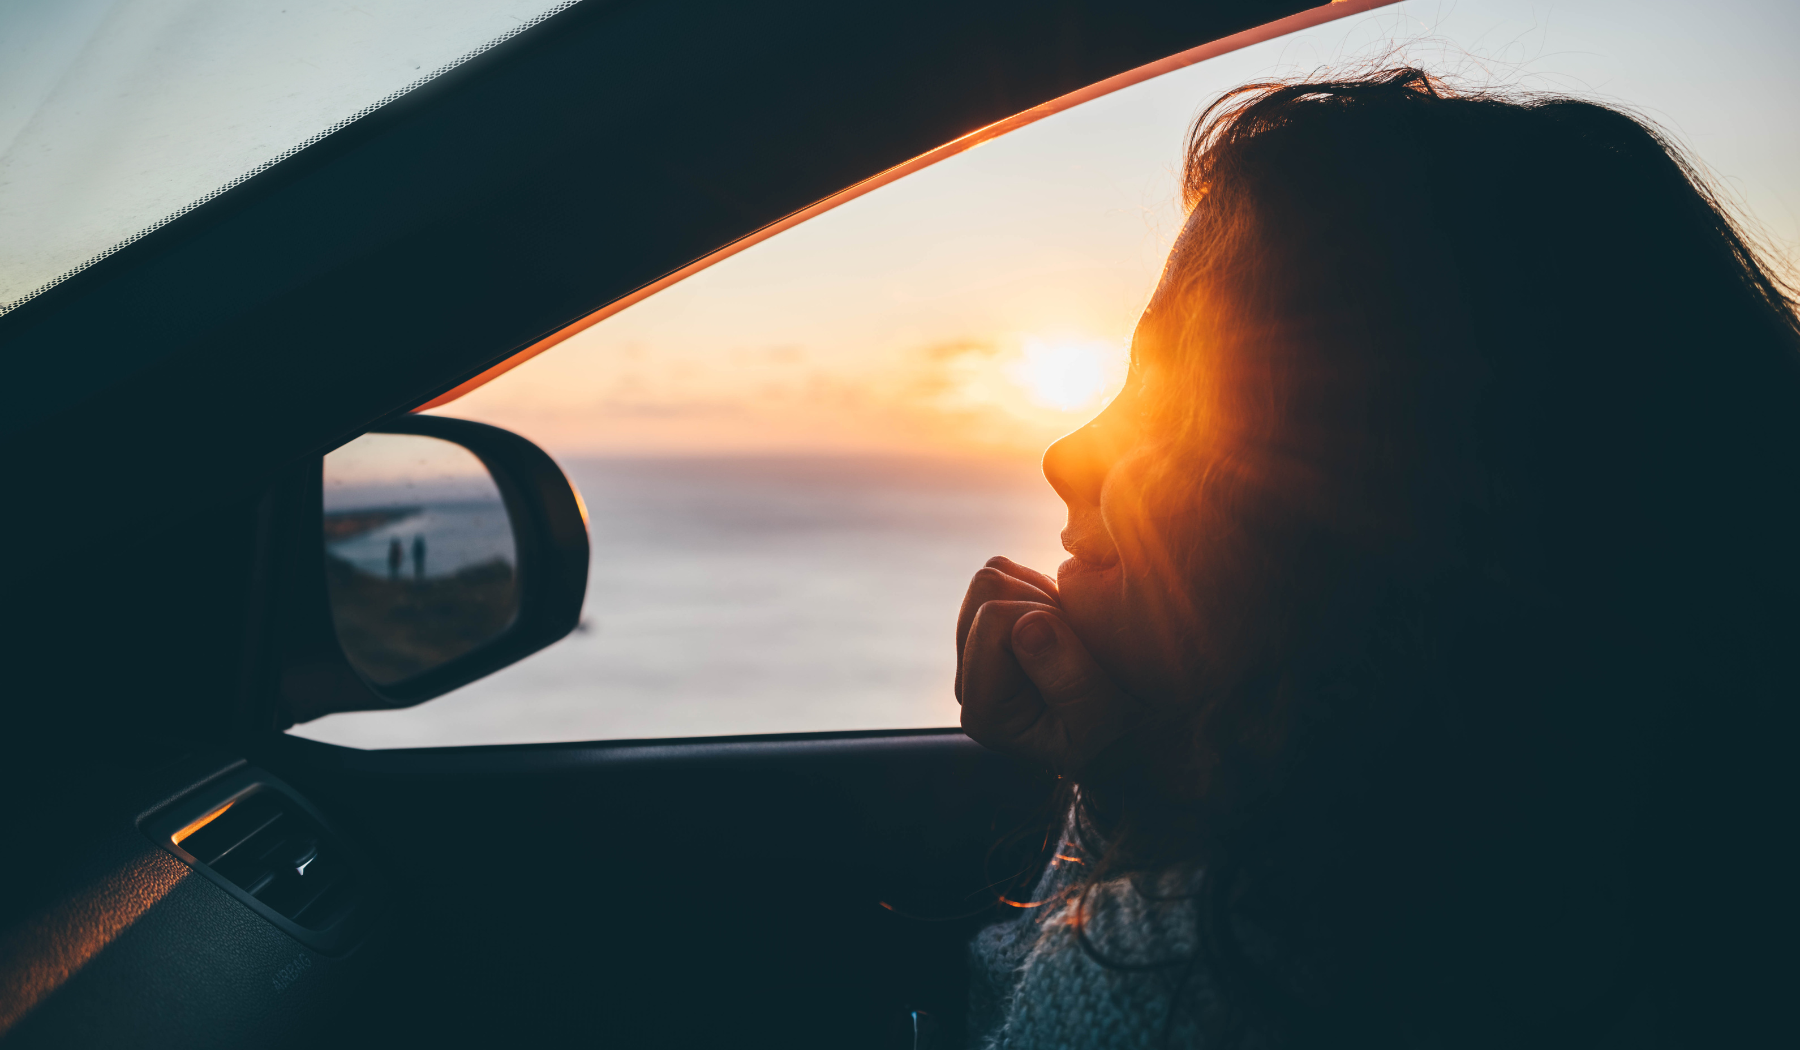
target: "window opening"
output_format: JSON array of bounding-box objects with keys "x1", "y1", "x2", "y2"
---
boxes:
[{"x1": 290, "y1": 0, "x2": 1800, "y2": 748}]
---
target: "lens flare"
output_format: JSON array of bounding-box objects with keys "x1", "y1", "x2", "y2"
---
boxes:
[{"x1": 1007, "y1": 338, "x2": 1124, "y2": 411}]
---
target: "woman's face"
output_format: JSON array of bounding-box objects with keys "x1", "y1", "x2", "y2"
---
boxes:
[{"x1": 1042, "y1": 371, "x2": 1205, "y2": 714}]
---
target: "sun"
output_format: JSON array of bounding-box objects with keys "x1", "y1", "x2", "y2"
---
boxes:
[{"x1": 1006, "y1": 337, "x2": 1125, "y2": 412}]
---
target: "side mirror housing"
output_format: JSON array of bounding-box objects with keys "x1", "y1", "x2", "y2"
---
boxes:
[{"x1": 270, "y1": 416, "x2": 588, "y2": 726}]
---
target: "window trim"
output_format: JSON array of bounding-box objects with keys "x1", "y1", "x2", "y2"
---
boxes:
[{"x1": 415, "y1": 0, "x2": 1401, "y2": 412}]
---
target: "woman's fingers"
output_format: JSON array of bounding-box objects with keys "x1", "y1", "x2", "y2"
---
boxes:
[
  {"x1": 985, "y1": 556, "x2": 1060, "y2": 600},
  {"x1": 955, "y1": 558, "x2": 1058, "y2": 700},
  {"x1": 960, "y1": 601, "x2": 1145, "y2": 775},
  {"x1": 1006, "y1": 611, "x2": 1145, "y2": 771},
  {"x1": 960, "y1": 599, "x2": 1057, "y2": 746}
]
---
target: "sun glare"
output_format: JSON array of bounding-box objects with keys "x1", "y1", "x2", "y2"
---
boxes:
[{"x1": 1007, "y1": 338, "x2": 1125, "y2": 412}]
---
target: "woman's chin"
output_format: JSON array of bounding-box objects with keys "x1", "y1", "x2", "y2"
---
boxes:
[
  {"x1": 1057, "y1": 554, "x2": 1117, "y2": 587},
  {"x1": 1056, "y1": 557, "x2": 1124, "y2": 640}
]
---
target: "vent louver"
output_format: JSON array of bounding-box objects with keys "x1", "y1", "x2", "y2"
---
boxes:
[{"x1": 175, "y1": 789, "x2": 360, "y2": 931}]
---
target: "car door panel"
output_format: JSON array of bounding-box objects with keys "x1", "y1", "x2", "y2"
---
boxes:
[
  {"x1": 268, "y1": 730, "x2": 1055, "y2": 1047},
  {"x1": 0, "y1": 755, "x2": 380, "y2": 1050}
]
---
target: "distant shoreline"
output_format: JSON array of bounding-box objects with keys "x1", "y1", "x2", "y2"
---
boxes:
[{"x1": 322, "y1": 506, "x2": 420, "y2": 543}]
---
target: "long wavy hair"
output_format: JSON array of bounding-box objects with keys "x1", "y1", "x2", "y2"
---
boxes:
[{"x1": 1051, "y1": 68, "x2": 1799, "y2": 1048}]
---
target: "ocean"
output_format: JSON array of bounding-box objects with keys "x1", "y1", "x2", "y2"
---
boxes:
[{"x1": 291, "y1": 454, "x2": 1069, "y2": 749}]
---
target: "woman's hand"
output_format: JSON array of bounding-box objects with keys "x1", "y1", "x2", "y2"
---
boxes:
[{"x1": 956, "y1": 556, "x2": 1146, "y2": 775}]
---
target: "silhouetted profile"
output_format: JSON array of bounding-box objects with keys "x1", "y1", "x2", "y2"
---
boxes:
[
  {"x1": 957, "y1": 69, "x2": 1798, "y2": 1049},
  {"x1": 387, "y1": 537, "x2": 403, "y2": 580},
  {"x1": 412, "y1": 534, "x2": 426, "y2": 580}
]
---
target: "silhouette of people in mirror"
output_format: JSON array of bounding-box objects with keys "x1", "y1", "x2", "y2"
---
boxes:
[
  {"x1": 387, "y1": 537, "x2": 403, "y2": 580},
  {"x1": 412, "y1": 535, "x2": 427, "y2": 580}
]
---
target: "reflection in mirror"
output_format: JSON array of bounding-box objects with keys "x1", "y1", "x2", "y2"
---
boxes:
[{"x1": 323, "y1": 433, "x2": 518, "y2": 686}]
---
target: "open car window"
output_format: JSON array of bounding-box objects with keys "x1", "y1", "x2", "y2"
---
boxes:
[
  {"x1": 0, "y1": 0, "x2": 575, "y2": 313},
  {"x1": 286, "y1": 0, "x2": 1799, "y2": 749}
]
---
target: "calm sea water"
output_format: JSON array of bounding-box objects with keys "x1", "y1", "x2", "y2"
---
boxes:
[{"x1": 291, "y1": 455, "x2": 1069, "y2": 749}]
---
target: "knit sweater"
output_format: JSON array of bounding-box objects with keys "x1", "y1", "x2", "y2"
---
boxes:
[
  {"x1": 969, "y1": 829, "x2": 1663, "y2": 1050},
  {"x1": 968, "y1": 815, "x2": 1261, "y2": 1050}
]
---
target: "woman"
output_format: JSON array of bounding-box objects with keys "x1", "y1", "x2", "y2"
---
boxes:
[{"x1": 956, "y1": 69, "x2": 1797, "y2": 1048}]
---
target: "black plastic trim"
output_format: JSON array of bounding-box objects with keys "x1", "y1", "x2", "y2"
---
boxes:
[
  {"x1": 141, "y1": 766, "x2": 380, "y2": 956},
  {"x1": 287, "y1": 726, "x2": 987, "y2": 778}
]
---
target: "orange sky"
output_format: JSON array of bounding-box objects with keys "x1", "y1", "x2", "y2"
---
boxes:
[
  {"x1": 434, "y1": 0, "x2": 1800, "y2": 463},
  {"x1": 436, "y1": 118, "x2": 1174, "y2": 459}
]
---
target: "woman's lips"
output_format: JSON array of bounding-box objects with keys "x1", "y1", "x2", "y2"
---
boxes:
[{"x1": 1061, "y1": 522, "x2": 1120, "y2": 570}]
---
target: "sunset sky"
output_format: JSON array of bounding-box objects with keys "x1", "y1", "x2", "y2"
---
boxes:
[{"x1": 434, "y1": 0, "x2": 1800, "y2": 463}]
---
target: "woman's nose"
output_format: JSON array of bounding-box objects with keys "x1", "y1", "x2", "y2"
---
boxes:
[{"x1": 1043, "y1": 416, "x2": 1128, "y2": 510}]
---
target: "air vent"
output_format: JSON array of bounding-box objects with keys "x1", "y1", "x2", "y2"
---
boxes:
[{"x1": 174, "y1": 789, "x2": 360, "y2": 931}]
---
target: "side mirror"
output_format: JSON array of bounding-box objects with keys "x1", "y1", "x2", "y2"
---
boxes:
[{"x1": 270, "y1": 416, "x2": 588, "y2": 725}]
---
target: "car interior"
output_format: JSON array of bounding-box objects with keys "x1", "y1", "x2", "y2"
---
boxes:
[
  {"x1": 1, "y1": 0, "x2": 1790, "y2": 1047},
  {"x1": 0, "y1": 2, "x2": 1348, "y2": 1046}
]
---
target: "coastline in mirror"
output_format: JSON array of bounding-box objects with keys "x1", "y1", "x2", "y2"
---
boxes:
[{"x1": 323, "y1": 433, "x2": 519, "y2": 686}]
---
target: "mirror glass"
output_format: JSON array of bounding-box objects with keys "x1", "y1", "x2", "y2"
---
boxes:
[{"x1": 323, "y1": 432, "x2": 519, "y2": 686}]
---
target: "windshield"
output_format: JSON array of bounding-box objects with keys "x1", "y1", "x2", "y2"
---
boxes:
[{"x1": 0, "y1": 0, "x2": 575, "y2": 314}]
